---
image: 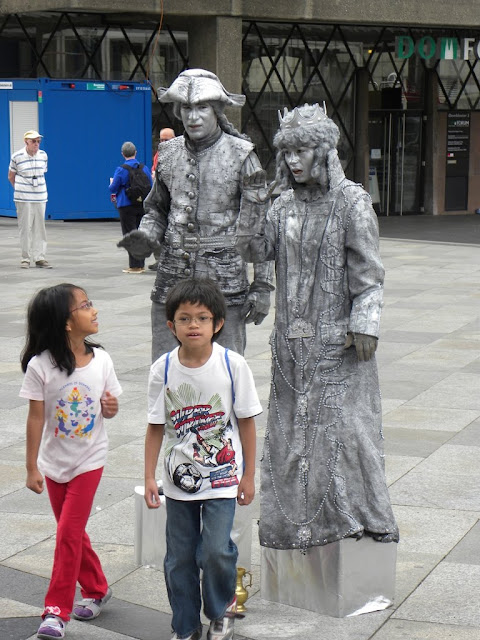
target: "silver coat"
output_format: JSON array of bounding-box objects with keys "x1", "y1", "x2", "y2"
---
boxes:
[
  {"x1": 140, "y1": 131, "x2": 273, "y2": 305},
  {"x1": 236, "y1": 153, "x2": 399, "y2": 551}
]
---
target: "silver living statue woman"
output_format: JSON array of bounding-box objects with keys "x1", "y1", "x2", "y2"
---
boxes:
[{"x1": 236, "y1": 104, "x2": 399, "y2": 552}]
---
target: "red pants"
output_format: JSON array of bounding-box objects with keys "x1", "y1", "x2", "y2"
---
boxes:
[{"x1": 44, "y1": 467, "x2": 108, "y2": 621}]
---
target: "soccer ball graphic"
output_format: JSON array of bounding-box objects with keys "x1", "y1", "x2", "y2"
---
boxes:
[{"x1": 173, "y1": 463, "x2": 202, "y2": 494}]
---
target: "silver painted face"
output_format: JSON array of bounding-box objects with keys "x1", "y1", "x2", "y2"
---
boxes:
[
  {"x1": 180, "y1": 102, "x2": 218, "y2": 141},
  {"x1": 285, "y1": 147, "x2": 316, "y2": 184}
]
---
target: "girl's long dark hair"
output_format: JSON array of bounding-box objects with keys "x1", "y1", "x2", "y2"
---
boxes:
[{"x1": 20, "y1": 283, "x2": 102, "y2": 375}]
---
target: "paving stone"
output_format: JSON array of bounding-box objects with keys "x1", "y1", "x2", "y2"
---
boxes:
[
  {"x1": 444, "y1": 520, "x2": 480, "y2": 566},
  {"x1": 385, "y1": 454, "x2": 423, "y2": 485},
  {"x1": 392, "y1": 563, "x2": 480, "y2": 626},
  {"x1": 383, "y1": 407, "x2": 479, "y2": 432},
  {"x1": 389, "y1": 445, "x2": 480, "y2": 511},
  {"x1": 238, "y1": 595, "x2": 391, "y2": 640},
  {"x1": 449, "y1": 417, "x2": 480, "y2": 447},
  {"x1": 392, "y1": 505, "x2": 479, "y2": 555},
  {"x1": 383, "y1": 427, "x2": 453, "y2": 458},
  {"x1": 0, "y1": 598, "x2": 42, "y2": 618},
  {"x1": 405, "y1": 373, "x2": 480, "y2": 410},
  {"x1": 1, "y1": 514, "x2": 56, "y2": 561},
  {"x1": 0, "y1": 221, "x2": 479, "y2": 639},
  {"x1": 3, "y1": 539, "x2": 138, "y2": 584},
  {"x1": 371, "y1": 619, "x2": 480, "y2": 639}
]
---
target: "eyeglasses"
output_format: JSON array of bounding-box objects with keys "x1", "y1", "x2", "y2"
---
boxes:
[
  {"x1": 173, "y1": 315, "x2": 213, "y2": 326},
  {"x1": 28, "y1": 139, "x2": 41, "y2": 144},
  {"x1": 71, "y1": 300, "x2": 94, "y2": 312}
]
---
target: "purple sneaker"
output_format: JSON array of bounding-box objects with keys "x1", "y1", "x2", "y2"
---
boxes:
[
  {"x1": 72, "y1": 586, "x2": 112, "y2": 621},
  {"x1": 37, "y1": 615, "x2": 66, "y2": 639}
]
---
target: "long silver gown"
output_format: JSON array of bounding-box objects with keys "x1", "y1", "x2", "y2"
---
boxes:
[{"x1": 237, "y1": 151, "x2": 399, "y2": 551}]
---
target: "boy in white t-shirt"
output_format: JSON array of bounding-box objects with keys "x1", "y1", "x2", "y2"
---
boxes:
[{"x1": 144, "y1": 278, "x2": 261, "y2": 640}]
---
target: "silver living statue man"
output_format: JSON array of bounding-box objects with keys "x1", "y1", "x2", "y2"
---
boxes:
[
  {"x1": 236, "y1": 104, "x2": 399, "y2": 552},
  {"x1": 119, "y1": 69, "x2": 273, "y2": 360}
]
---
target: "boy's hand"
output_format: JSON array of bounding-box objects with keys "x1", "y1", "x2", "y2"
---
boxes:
[
  {"x1": 26, "y1": 469, "x2": 44, "y2": 494},
  {"x1": 237, "y1": 474, "x2": 255, "y2": 506},
  {"x1": 101, "y1": 391, "x2": 118, "y2": 418},
  {"x1": 144, "y1": 478, "x2": 161, "y2": 509}
]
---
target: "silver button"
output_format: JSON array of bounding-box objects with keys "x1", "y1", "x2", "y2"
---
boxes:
[
  {"x1": 184, "y1": 268, "x2": 191, "y2": 276},
  {"x1": 183, "y1": 252, "x2": 190, "y2": 260},
  {"x1": 187, "y1": 174, "x2": 195, "y2": 181},
  {"x1": 187, "y1": 223, "x2": 195, "y2": 231},
  {"x1": 185, "y1": 206, "x2": 193, "y2": 214},
  {"x1": 188, "y1": 192, "x2": 195, "y2": 199}
]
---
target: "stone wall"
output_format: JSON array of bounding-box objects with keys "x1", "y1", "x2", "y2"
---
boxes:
[{"x1": 0, "y1": 0, "x2": 476, "y2": 29}]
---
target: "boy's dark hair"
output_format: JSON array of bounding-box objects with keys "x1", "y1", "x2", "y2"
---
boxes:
[
  {"x1": 21, "y1": 283, "x2": 102, "y2": 375},
  {"x1": 165, "y1": 278, "x2": 227, "y2": 339}
]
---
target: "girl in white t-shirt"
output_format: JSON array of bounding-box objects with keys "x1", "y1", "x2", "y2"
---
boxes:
[{"x1": 19, "y1": 283, "x2": 122, "y2": 640}]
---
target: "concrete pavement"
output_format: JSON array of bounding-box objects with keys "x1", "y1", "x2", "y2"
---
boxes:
[{"x1": 1, "y1": 215, "x2": 480, "y2": 640}]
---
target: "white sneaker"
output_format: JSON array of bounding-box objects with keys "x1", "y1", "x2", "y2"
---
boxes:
[
  {"x1": 207, "y1": 617, "x2": 234, "y2": 640},
  {"x1": 171, "y1": 628, "x2": 202, "y2": 640},
  {"x1": 207, "y1": 596, "x2": 236, "y2": 640}
]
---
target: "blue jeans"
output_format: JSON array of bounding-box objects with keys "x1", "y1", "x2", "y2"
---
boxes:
[{"x1": 164, "y1": 497, "x2": 237, "y2": 639}]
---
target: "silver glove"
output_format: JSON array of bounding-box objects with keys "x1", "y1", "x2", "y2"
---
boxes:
[{"x1": 344, "y1": 332, "x2": 378, "y2": 362}]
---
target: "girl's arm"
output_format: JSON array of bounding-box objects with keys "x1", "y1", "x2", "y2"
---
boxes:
[
  {"x1": 101, "y1": 391, "x2": 119, "y2": 419},
  {"x1": 144, "y1": 422, "x2": 165, "y2": 509},
  {"x1": 237, "y1": 416, "x2": 256, "y2": 506},
  {"x1": 26, "y1": 399, "x2": 45, "y2": 494}
]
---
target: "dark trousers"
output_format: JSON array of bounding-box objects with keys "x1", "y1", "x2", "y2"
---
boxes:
[{"x1": 118, "y1": 204, "x2": 145, "y2": 268}]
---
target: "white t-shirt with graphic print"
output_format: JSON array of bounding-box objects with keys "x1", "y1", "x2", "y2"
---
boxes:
[
  {"x1": 20, "y1": 348, "x2": 122, "y2": 483},
  {"x1": 148, "y1": 342, "x2": 262, "y2": 501}
]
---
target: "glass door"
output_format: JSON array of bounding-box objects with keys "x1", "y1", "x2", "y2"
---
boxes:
[{"x1": 368, "y1": 110, "x2": 424, "y2": 215}]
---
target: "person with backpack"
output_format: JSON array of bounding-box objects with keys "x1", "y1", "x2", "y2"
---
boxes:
[{"x1": 109, "y1": 141, "x2": 153, "y2": 273}]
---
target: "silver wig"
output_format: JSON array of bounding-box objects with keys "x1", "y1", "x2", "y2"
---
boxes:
[{"x1": 273, "y1": 106, "x2": 340, "y2": 190}]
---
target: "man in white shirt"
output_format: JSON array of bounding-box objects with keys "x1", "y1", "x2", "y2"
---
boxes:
[{"x1": 8, "y1": 129, "x2": 52, "y2": 269}]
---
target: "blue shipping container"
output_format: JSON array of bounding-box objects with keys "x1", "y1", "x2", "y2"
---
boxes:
[{"x1": 1, "y1": 78, "x2": 152, "y2": 219}]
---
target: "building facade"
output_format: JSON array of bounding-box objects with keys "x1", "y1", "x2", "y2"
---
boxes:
[{"x1": 1, "y1": 1, "x2": 479, "y2": 215}]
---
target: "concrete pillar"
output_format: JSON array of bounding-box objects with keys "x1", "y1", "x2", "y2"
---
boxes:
[
  {"x1": 186, "y1": 16, "x2": 243, "y2": 130},
  {"x1": 423, "y1": 69, "x2": 438, "y2": 215},
  {"x1": 354, "y1": 67, "x2": 369, "y2": 188}
]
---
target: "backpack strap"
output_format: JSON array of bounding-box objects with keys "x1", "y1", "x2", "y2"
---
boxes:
[
  {"x1": 164, "y1": 348, "x2": 234, "y2": 402},
  {"x1": 224, "y1": 348, "x2": 235, "y2": 405},
  {"x1": 164, "y1": 351, "x2": 171, "y2": 386},
  {"x1": 121, "y1": 164, "x2": 132, "y2": 190}
]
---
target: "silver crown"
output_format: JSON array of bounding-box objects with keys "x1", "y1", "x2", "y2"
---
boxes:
[{"x1": 278, "y1": 102, "x2": 328, "y2": 130}]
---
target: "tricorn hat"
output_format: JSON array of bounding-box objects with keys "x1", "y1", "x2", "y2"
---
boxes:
[{"x1": 158, "y1": 69, "x2": 245, "y2": 107}]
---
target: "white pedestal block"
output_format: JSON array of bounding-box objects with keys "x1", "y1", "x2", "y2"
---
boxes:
[
  {"x1": 231, "y1": 501, "x2": 254, "y2": 571},
  {"x1": 134, "y1": 485, "x2": 253, "y2": 571},
  {"x1": 134, "y1": 485, "x2": 166, "y2": 569},
  {"x1": 261, "y1": 537, "x2": 396, "y2": 618}
]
